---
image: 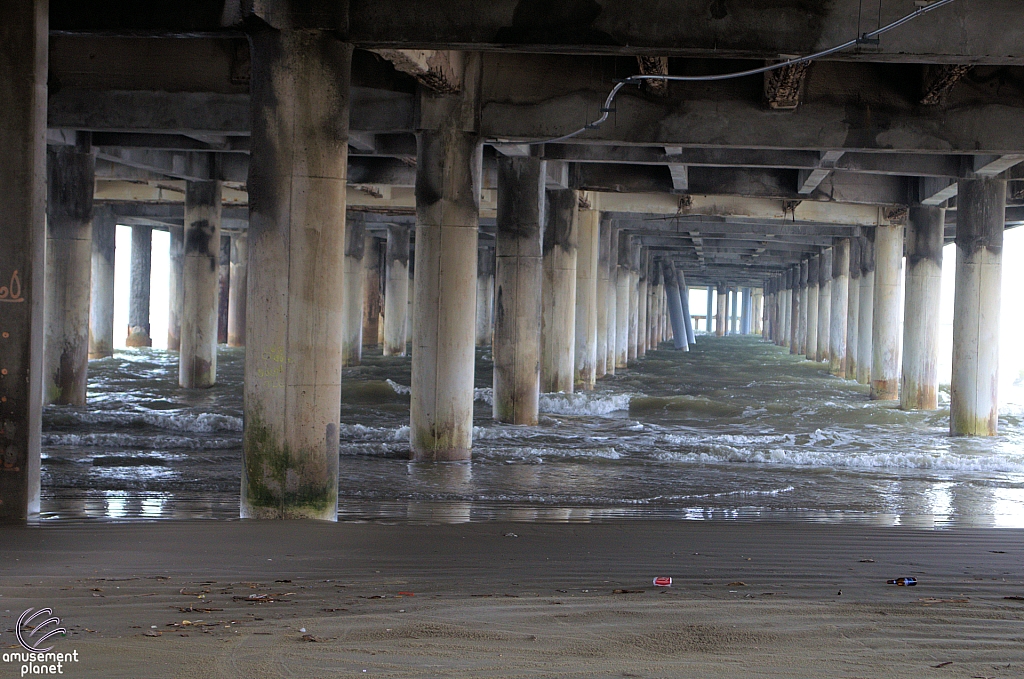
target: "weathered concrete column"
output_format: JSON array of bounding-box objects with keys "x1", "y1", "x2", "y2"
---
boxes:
[
  {"x1": 409, "y1": 55, "x2": 482, "y2": 461},
  {"x1": 729, "y1": 287, "x2": 738, "y2": 335},
  {"x1": 362, "y1": 235, "x2": 381, "y2": 349},
  {"x1": 595, "y1": 216, "x2": 611, "y2": 377},
  {"x1": 781, "y1": 270, "x2": 793, "y2": 348},
  {"x1": 901, "y1": 206, "x2": 944, "y2": 410},
  {"x1": 383, "y1": 224, "x2": 410, "y2": 356},
  {"x1": 614, "y1": 232, "x2": 631, "y2": 369},
  {"x1": 179, "y1": 179, "x2": 222, "y2": 389},
  {"x1": 44, "y1": 141, "x2": 94, "y2": 406},
  {"x1": 752, "y1": 288, "x2": 763, "y2": 335},
  {"x1": 805, "y1": 256, "x2": 819, "y2": 361},
  {"x1": 217, "y1": 235, "x2": 230, "y2": 344},
  {"x1": 475, "y1": 245, "x2": 494, "y2": 346},
  {"x1": 829, "y1": 239, "x2": 850, "y2": 377},
  {"x1": 739, "y1": 288, "x2": 750, "y2": 334},
  {"x1": 126, "y1": 225, "x2": 153, "y2": 347},
  {"x1": 89, "y1": 206, "x2": 116, "y2": 359},
  {"x1": 242, "y1": 29, "x2": 352, "y2": 519},
  {"x1": 705, "y1": 287, "x2": 713, "y2": 335},
  {"x1": 870, "y1": 222, "x2": 904, "y2": 400},
  {"x1": 627, "y1": 242, "x2": 640, "y2": 361},
  {"x1": 817, "y1": 248, "x2": 832, "y2": 363},
  {"x1": 789, "y1": 265, "x2": 801, "y2": 353},
  {"x1": 341, "y1": 219, "x2": 366, "y2": 367},
  {"x1": 637, "y1": 250, "x2": 649, "y2": 357},
  {"x1": 717, "y1": 284, "x2": 728, "y2": 337},
  {"x1": 951, "y1": 178, "x2": 1005, "y2": 435},
  {"x1": 541, "y1": 187, "x2": 578, "y2": 394},
  {"x1": 679, "y1": 273, "x2": 696, "y2": 346},
  {"x1": 574, "y1": 200, "x2": 599, "y2": 390},
  {"x1": 494, "y1": 155, "x2": 544, "y2": 423},
  {"x1": 607, "y1": 225, "x2": 619, "y2": 374},
  {"x1": 0, "y1": 0, "x2": 47, "y2": 519},
  {"x1": 857, "y1": 233, "x2": 875, "y2": 385},
  {"x1": 227, "y1": 233, "x2": 247, "y2": 347},
  {"x1": 846, "y1": 238, "x2": 861, "y2": 380},
  {"x1": 663, "y1": 262, "x2": 688, "y2": 350},
  {"x1": 167, "y1": 226, "x2": 184, "y2": 351}
]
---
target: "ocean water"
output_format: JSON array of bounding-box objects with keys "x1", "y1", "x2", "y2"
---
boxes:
[{"x1": 39, "y1": 337, "x2": 1024, "y2": 527}]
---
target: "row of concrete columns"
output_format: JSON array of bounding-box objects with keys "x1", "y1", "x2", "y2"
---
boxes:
[{"x1": 764, "y1": 180, "x2": 1006, "y2": 437}]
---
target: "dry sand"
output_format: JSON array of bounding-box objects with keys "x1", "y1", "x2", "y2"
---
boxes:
[{"x1": 0, "y1": 520, "x2": 1022, "y2": 678}]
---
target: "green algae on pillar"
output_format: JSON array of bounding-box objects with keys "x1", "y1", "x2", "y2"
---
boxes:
[
  {"x1": 44, "y1": 140, "x2": 95, "y2": 405},
  {"x1": 242, "y1": 28, "x2": 351, "y2": 519},
  {"x1": 951, "y1": 179, "x2": 1005, "y2": 436}
]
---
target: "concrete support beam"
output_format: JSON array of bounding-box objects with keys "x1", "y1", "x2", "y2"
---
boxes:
[
  {"x1": 179, "y1": 180, "x2": 221, "y2": 389},
  {"x1": 596, "y1": 216, "x2": 611, "y2": 378},
  {"x1": 816, "y1": 248, "x2": 832, "y2": 363},
  {"x1": 475, "y1": 246, "x2": 494, "y2": 347},
  {"x1": 829, "y1": 239, "x2": 850, "y2": 377},
  {"x1": 857, "y1": 234, "x2": 875, "y2": 385},
  {"x1": 494, "y1": 155, "x2": 544, "y2": 423},
  {"x1": 662, "y1": 262, "x2": 688, "y2": 351},
  {"x1": 362, "y1": 235, "x2": 382, "y2": 349},
  {"x1": 870, "y1": 223, "x2": 904, "y2": 400},
  {"x1": 951, "y1": 179, "x2": 1005, "y2": 436},
  {"x1": 126, "y1": 225, "x2": 153, "y2": 347},
  {"x1": 44, "y1": 142, "x2": 94, "y2": 405},
  {"x1": 901, "y1": 206, "x2": 944, "y2": 410},
  {"x1": 0, "y1": 0, "x2": 46, "y2": 520},
  {"x1": 342, "y1": 220, "x2": 366, "y2": 367},
  {"x1": 227, "y1": 233, "x2": 247, "y2": 347},
  {"x1": 541, "y1": 188, "x2": 578, "y2": 394},
  {"x1": 167, "y1": 226, "x2": 183, "y2": 351},
  {"x1": 371, "y1": 49, "x2": 462, "y2": 94},
  {"x1": 241, "y1": 29, "x2": 351, "y2": 519},
  {"x1": 383, "y1": 224, "x2": 410, "y2": 356},
  {"x1": 410, "y1": 54, "x2": 481, "y2": 460},
  {"x1": 846, "y1": 237, "x2": 861, "y2": 380},
  {"x1": 89, "y1": 206, "x2": 116, "y2": 359},
  {"x1": 574, "y1": 201, "x2": 599, "y2": 390}
]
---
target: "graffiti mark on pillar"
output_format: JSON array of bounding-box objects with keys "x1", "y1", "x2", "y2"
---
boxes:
[{"x1": 0, "y1": 270, "x2": 25, "y2": 303}]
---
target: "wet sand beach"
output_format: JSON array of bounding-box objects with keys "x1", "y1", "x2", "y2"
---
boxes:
[{"x1": 1, "y1": 520, "x2": 1023, "y2": 678}]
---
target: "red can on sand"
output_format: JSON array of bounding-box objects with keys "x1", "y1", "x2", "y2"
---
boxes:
[{"x1": 653, "y1": 577, "x2": 672, "y2": 587}]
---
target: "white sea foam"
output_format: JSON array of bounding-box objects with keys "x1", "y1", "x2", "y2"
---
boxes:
[
  {"x1": 538, "y1": 392, "x2": 632, "y2": 416},
  {"x1": 338, "y1": 423, "x2": 409, "y2": 442},
  {"x1": 45, "y1": 410, "x2": 243, "y2": 433},
  {"x1": 386, "y1": 379, "x2": 411, "y2": 395},
  {"x1": 42, "y1": 433, "x2": 240, "y2": 450}
]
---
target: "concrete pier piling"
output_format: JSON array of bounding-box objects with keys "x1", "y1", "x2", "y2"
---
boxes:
[
  {"x1": 794, "y1": 268, "x2": 805, "y2": 352},
  {"x1": 789, "y1": 265, "x2": 800, "y2": 352},
  {"x1": 362, "y1": 236, "x2": 382, "y2": 350},
  {"x1": 606, "y1": 221, "x2": 618, "y2": 374},
  {"x1": 805, "y1": 256, "x2": 819, "y2": 361},
  {"x1": 857, "y1": 233, "x2": 875, "y2": 385},
  {"x1": 663, "y1": 262, "x2": 688, "y2": 350},
  {"x1": 627, "y1": 242, "x2": 640, "y2": 361},
  {"x1": 780, "y1": 270, "x2": 791, "y2": 348},
  {"x1": 901, "y1": 207, "x2": 944, "y2": 410},
  {"x1": 179, "y1": 179, "x2": 222, "y2": 389},
  {"x1": 706, "y1": 287, "x2": 714, "y2": 335},
  {"x1": 816, "y1": 248, "x2": 832, "y2": 363},
  {"x1": 167, "y1": 226, "x2": 184, "y2": 351},
  {"x1": 846, "y1": 238, "x2": 861, "y2": 380},
  {"x1": 383, "y1": 224, "x2": 410, "y2": 356},
  {"x1": 241, "y1": 29, "x2": 351, "y2": 519},
  {"x1": 89, "y1": 206, "x2": 116, "y2": 360},
  {"x1": 951, "y1": 178, "x2": 1006, "y2": 436},
  {"x1": 475, "y1": 246, "x2": 494, "y2": 347},
  {"x1": 596, "y1": 216, "x2": 611, "y2": 377},
  {"x1": 829, "y1": 239, "x2": 850, "y2": 378},
  {"x1": 217, "y1": 235, "x2": 230, "y2": 345},
  {"x1": 227, "y1": 234, "x2": 247, "y2": 348},
  {"x1": 680, "y1": 273, "x2": 696, "y2": 346},
  {"x1": 614, "y1": 232, "x2": 631, "y2": 369},
  {"x1": 126, "y1": 225, "x2": 153, "y2": 347},
  {"x1": 342, "y1": 220, "x2": 366, "y2": 367},
  {"x1": 636, "y1": 251, "x2": 648, "y2": 357},
  {"x1": 0, "y1": 0, "x2": 47, "y2": 519},
  {"x1": 44, "y1": 141, "x2": 95, "y2": 406},
  {"x1": 493, "y1": 155, "x2": 544, "y2": 424},
  {"x1": 574, "y1": 198, "x2": 599, "y2": 390},
  {"x1": 870, "y1": 222, "x2": 904, "y2": 401},
  {"x1": 542, "y1": 188, "x2": 578, "y2": 393},
  {"x1": 717, "y1": 283, "x2": 728, "y2": 337},
  {"x1": 409, "y1": 54, "x2": 481, "y2": 460}
]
